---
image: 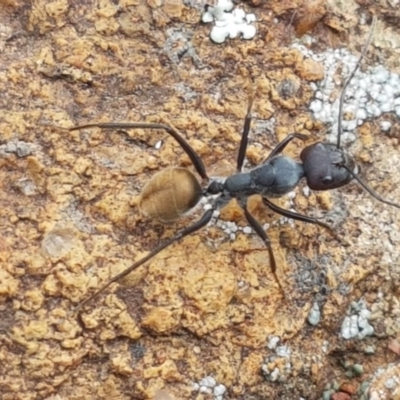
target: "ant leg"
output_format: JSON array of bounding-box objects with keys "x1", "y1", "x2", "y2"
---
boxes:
[
  {"x1": 236, "y1": 94, "x2": 255, "y2": 173},
  {"x1": 239, "y1": 200, "x2": 285, "y2": 296},
  {"x1": 73, "y1": 208, "x2": 214, "y2": 313},
  {"x1": 67, "y1": 122, "x2": 208, "y2": 180},
  {"x1": 262, "y1": 198, "x2": 344, "y2": 244},
  {"x1": 263, "y1": 133, "x2": 308, "y2": 163},
  {"x1": 235, "y1": 94, "x2": 308, "y2": 171}
]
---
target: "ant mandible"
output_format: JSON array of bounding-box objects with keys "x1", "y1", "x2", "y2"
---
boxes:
[{"x1": 52, "y1": 16, "x2": 398, "y2": 313}]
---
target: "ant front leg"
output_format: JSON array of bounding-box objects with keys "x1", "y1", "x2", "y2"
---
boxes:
[
  {"x1": 262, "y1": 198, "x2": 345, "y2": 245},
  {"x1": 263, "y1": 133, "x2": 309, "y2": 164}
]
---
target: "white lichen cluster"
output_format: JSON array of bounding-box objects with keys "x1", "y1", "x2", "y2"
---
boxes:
[
  {"x1": 201, "y1": 0, "x2": 256, "y2": 44},
  {"x1": 262, "y1": 338, "x2": 292, "y2": 382},
  {"x1": 193, "y1": 376, "x2": 227, "y2": 399},
  {"x1": 292, "y1": 43, "x2": 400, "y2": 144},
  {"x1": 341, "y1": 299, "x2": 374, "y2": 340},
  {"x1": 307, "y1": 301, "x2": 321, "y2": 326}
]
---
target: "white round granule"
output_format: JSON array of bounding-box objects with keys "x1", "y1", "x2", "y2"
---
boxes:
[
  {"x1": 358, "y1": 323, "x2": 374, "y2": 338},
  {"x1": 286, "y1": 191, "x2": 296, "y2": 200},
  {"x1": 210, "y1": 26, "x2": 229, "y2": 44},
  {"x1": 215, "y1": 18, "x2": 230, "y2": 28},
  {"x1": 228, "y1": 25, "x2": 240, "y2": 39},
  {"x1": 383, "y1": 84, "x2": 395, "y2": 97},
  {"x1": 359, "y1": 309, "x2": 371, "y2": 319},
  {"x1": 269, "y1": 367, "x2": 280, "y2": 382},
  {"x1": 380, "y1": 120, "x2": 392, "y2": 132},
  {"x1": 232, "y1": 7, "x2": 245, "y2": 21},
  {"x1": 246, "y1": 13, "x2": 256, "y2": 23},
  {"x1": 380, "y1": 101, "x2": 393, "y2": 113},
  {"x1": 349, "y1": 315, "x2": 360, "y2": 338},
  {"x1": 302, "y1": 186, "x2": 310, "y2": 197},
  {"x1": 371, "y1": 65, "x2": 390, "y2": 83},
  {"x1": 214, "y1": 384, "x2": 226, "y2": 396},
  {"x1": 202, "y1": 11, "x2": 213, "y2": 23},
  {"x1": 345, "y1": 119, "x2": 358, "y2": 131},
  {"x1": 241, "y1": 24, "x2": 256, "y2": 40},
  {"x1": 219, "y1": 0, "x2": 234, "y2": 12},
  {"x1": 310, "y1": 99, "x2": 322, "y2": 113},
  {"x1": 356, "y1": 108, "x2": 367, "y2": 120},
  {"x1": 267, "y1": 336, "x2": 280, "y2": 349},
  {"x1": 307, "y1": 302, "x2": 321, "y2": 326},
  {"x1": 199, "y1": 386, "x2": 212, "y2": 394},
  {"x1": 199, "y1": 376, "x2": 216, "y2": 388}
]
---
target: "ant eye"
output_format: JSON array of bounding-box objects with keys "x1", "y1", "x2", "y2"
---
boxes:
[{"x1": 322, "y1": 176, "x2": 333, "y2": 185}]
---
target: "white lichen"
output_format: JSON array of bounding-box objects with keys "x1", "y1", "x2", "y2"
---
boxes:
[{"x1": 202, "y1": 0, "x2": 256, "y2": 44}]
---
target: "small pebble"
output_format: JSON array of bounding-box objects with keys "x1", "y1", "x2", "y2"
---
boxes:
[
  {"x1": 384, "y1": 378, "x2": 396, "y2": 390},
  {"x1": 353, "y1": 364, "x2": 364, "y2": 376},
  {"x1": 322, "y1": 389, "x2": 335, "y2": 400},
  {"x1": 199, "y1": 386, "x2": 213, "y2": 394},
  {"x1": 364, "y1": 345, "x2": 376, "y2": 354},
  {"x1": 380, "y1": 121, "x2": 392, "y2": 132},
  {"x1": 192, "y1": 383, "x2": 200, "y2": 391},
  {"x1": 340, "y1": 382, "x2": 357, "y2": 395},
  {"x1": 276, "y1": 345, "x2": 290, "y2": 357},
  {"x1": 16, "y1": 142, "x2": 32, "y2": 157},
  {"x1": 331, "y1": 392, "x2": 351, "y2": 400},
  {"x1": 307, "y1": 301, "x2": 321, "y2": 326},
  {"x1": 199, "y1": 376, "x2": 216, "y2": 388},
  {"x1": 214, "y1": 384, "x2": 226, "y2": 396},
  {"x1": 243, "y1": 226, "x2": 252, "y2": 234},
  {"x1": 269, "y1": 367, "x2": 280, "y2": 382},
  {"x1": 267, "y1": 336, "x2": 280, "y2": 350},
  {"x1": 359, "y1": 381, "x2": 370, "y2": 394}
]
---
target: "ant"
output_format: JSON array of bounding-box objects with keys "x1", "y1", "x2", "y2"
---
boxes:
[{"x1": 50, "y1": 16, "x2": 398, "y2": 313}]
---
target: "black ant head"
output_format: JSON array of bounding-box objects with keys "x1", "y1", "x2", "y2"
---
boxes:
[{"x1": 300, "y1": 142, "x2": 357, "y2": 191}]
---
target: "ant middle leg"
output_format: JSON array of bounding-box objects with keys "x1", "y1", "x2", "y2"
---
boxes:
[
  {"x1": 235, "y1": 90, "x2": 308, "y2": 172},
  {"x1": 239, "y1": 198, "x2": 285, "y2": 296},
  {"x1": 262, "y1": 198, "x2": 346, "y2": 245},
  {"x1": 236, "y1": 93, "x2": 256, "y2": 173}
]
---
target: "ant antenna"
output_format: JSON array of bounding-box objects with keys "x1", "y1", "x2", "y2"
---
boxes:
[
  {"x1": 337, "y1": 15, "x2": 377, "y2": 149},
  {"x1": 342, "y1": 165, "x2": 400, "y2": 209},
  {"x1": 335, "y1": 16, "x2": 400, "y2": 209}
]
